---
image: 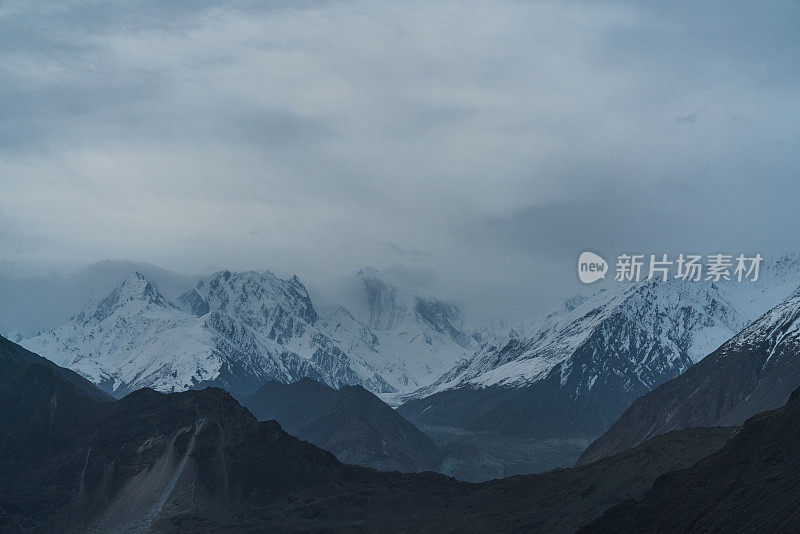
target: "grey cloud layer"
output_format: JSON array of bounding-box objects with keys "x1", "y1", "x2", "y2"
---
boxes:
[{"x1": 1, "y1": 0, "x2": 798, "y2": 323}]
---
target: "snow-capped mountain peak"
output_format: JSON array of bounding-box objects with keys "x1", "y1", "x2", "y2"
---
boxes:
[
  {"x1": 422, "y1": 276, "x2": 748, "y2": 399},
  {"x1": 415, "y1": 253, "x2": 800, "y2": 410},
  {"x1": 354, "y1": 268, "x2": 469, "y2": 345},
  {"x1": 89, "y1": 271, "x2": 173, "y2": 323},
  {"x1": 727, "y1": 288, "x2": 800, "y2": 354},
  {"x1": 22, "y1": 270, "x2": 391, "y2": 397},
  {"x1": 579, "y1": 284, "x2": 800, "y2": 465}
]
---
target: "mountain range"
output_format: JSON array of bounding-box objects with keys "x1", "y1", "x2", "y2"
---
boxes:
[
  {"x1": 398, "y1": 255, "x2": 800, "y2": 468},
  {"x1": 21, "y1": 269, "x2": 475, "y2": 400},
  {"x1": 14, "y1": 254, "x2": 800, "y2": 480}
]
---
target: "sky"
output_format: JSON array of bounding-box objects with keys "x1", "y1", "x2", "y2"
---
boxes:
[{"x1": 1, "y1": 0, "x2": 799, "y2": 330}]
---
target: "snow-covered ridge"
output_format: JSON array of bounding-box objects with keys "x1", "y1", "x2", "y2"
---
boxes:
[
  {"x1": 723, "y1": 288, "x2": 800, "y2": 354},
  {"x1": 23, "y1": 272, "x2": 219, "y2": 395},
  {"x1": 416, "y1": 253, "x2": 800, "y2": 403},
  {"x1": 417, "y1": 278, "x2": 745, "y2": 397},
  {"x1": 23, "y1": 270, "x2": 367, "y2": 397},
  {"x1": 21, "y1": 268, "x2": 477, "y2": 399},
  {"x1": 18, "y1": 254, "x2": 800, "y2": 406}
]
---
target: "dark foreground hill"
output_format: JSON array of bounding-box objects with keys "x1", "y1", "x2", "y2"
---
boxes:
[
  {"x1": 0, "y1": 334, "x2": 111, "y2": 455},
  {"x1": 0, "y1": 335, "x2": 778, "y2": 533},
  {"x1": 242, "y1": 378, "x2": 442, "y2": 472},
  {"x1": 585, "y1": 386, "x2": 800, "y2": 532}
]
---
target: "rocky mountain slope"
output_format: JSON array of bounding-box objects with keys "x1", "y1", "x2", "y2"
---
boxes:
[
  {"x1": 0, "y1": 335, "x2": 111, "y2": 455},
  {"x1": 578, "y1": 286, "x2": 800, "y2": 465},
  {"x1": 242, "y1": 378, "x2": 441, "y2": 472}
]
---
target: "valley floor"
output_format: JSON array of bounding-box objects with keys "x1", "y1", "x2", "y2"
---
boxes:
[{"x1": 419, "y1": 424, "x2": 589, "y2": 481}]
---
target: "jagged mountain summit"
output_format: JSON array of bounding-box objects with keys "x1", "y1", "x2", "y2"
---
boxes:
[
  {"x1": 175, "y1": 270, "x2": 395, "y2": 393},
  {"x1": 21, "y1": 268, "x2": 475, "y2": 400},
  {"x1": 22, "y1": 271, "x2": 392, "y2": 397},
  {"x1": 578, "y1": 286, "x2": 800, "y2": 465},
  {"x1": 22, "y1": 272, "x2": 219, "y2": 396}
]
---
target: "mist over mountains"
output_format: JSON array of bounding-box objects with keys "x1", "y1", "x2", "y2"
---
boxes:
[
  {"x1": 0, "y1": 261, "x2": 203, "y2": 338},
  {"x1": 5, "y1": 254, "x2": 800, "y2": 524},
  {"x1": 4, "y1": 1, "x2": 800, "y2": 530},
  {"x1": 7, "y1": 253, "x2": 800, "y2": 483}
]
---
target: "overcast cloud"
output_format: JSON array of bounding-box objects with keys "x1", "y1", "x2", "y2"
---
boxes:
[{"x1": 1, "y1": 0, "x2": 799, "y2": 327}]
